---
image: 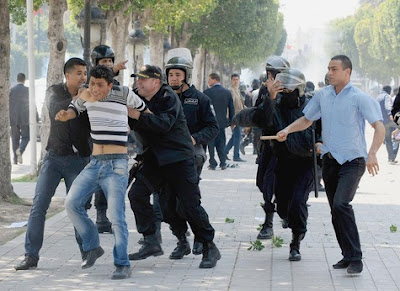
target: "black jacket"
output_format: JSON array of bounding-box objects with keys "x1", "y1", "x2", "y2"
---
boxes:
[
  {"x1": 46, "y1": 83, "x2": 91, "y2": 156},
  {"x1": 9, "y1": 83, "x2": 29, "y2": 126},
  {"x1": 129, "y1": 84, "x2": 194, "y2": 166},
  {"x1": 203, "y1": 84, "x2": 235, "y2": 128},
  {"x1": 179, "y1": 85, "x2": 219, "y2": 145}
]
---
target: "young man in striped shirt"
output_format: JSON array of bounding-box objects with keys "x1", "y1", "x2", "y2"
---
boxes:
[{"x1": 56, "y1": 65, "x2": 148, "y2": 279}]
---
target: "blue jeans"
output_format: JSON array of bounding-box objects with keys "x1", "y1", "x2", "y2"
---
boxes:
[
  {"x1": 24, "y1": 151, "x2": 89, "y2": 261},
  {"x1": 65, "y1": 154, "x2": 130, "y2": 267},
  {"x1": 384, "y1": 123, "x2": 398, "y2": 161},
  {"x1": 322, "y1": 155, "x2": 366, "y2": 261},
  {"x1": 225, "y1": 126, "x2": 241, "y2": 159}
]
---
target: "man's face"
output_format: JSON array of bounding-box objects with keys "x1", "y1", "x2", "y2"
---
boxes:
[
  {"x1": 327, "y1": 60, "x2": 350, "y2": 87},
  {"x1": 136, "y1": 77, "x2": 159, "y2": 98},
  {"x1": 231, "y1": 76, "x2": 240, "y2": 88},
  {"x1": 98, "y1": 58, "x2": 114, "y2": 68},
  {"x1": 168, "y1": 69, "x2": 185, "y2": 88},
  {"x1": 65, "y1": 65, "x2": 87, "y2": 90},
  {"x1": 89, "y1": 76, "x2": 113, "y2": 101}
]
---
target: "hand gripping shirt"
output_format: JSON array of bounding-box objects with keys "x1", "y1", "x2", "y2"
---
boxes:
[
  {"x1": 303, "y1": 82, "x2": 382, "y2": 164},
  {"x1": 70, "y1": 85, "x2": 146, "y2": 146}
]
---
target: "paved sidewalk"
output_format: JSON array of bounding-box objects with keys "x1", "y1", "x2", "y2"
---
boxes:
[{"x1": 2, "y1": 127, "x2": 400, "y2": 290}]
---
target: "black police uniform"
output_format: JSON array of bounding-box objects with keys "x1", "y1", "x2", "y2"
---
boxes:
[{"x1": 128, "y1": 84, "x2": 215, "y2": 243}]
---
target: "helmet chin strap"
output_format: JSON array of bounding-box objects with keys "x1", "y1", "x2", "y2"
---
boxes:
[{"x1": 171, "y1": 82, "x2": 185, "y2": 91}]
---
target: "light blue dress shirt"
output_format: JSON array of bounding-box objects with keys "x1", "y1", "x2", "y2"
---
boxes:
[{"x1": 303, "y1": 82, "x2": 382, "y2": 164}]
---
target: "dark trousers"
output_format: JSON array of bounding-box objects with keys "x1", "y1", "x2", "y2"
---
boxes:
[
  {"x1": 94, "y1": 191, "x2": 107, "y2": 211},
  {"x1": 10, "y1": 125, "x2": 30, "y2": 162},
  {"x1": 128, "y1": 151, "x2": 215, "y2": 243},
  {"x1": 322, "y1": 155, "x2": 365, "y2": 261},
  {"x1": 256, "y1": 142, "x2": 277, "y2": 214},
  {"x1": 274, "y1": 157, "x2": 313, "y2": 235},
  {"x1": 208, "y1": 128, "x2": 227, "y2": 168},
  {"x1": 384, "y1": 123, "x2": 398, "y2": 161},
  {"x1": 225, "y1": 126, "x2": 241, "y2": 159}
]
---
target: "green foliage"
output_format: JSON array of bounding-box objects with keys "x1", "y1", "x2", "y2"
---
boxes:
[
  {"x1": 256, "y1": 224, "x2": 263, "y2": 231},
  {"x1": 8, "y1": 0, "x2": 46, "y2": 24},
  {"x1": 390, "y1": 224, "x2": 397, "y2": 233},
  {"x1": 272, "y1": 235, "x2": 284, "y2": 248},
  {"x1": 225, "y1": 217, "x2": 235, "y2": 223},
  {"x1": 189, "y1": 0, "x2": 283, "y2": 67},
  {"x1": 247, "y1": 240, "x2": 265, "y2": 251}
]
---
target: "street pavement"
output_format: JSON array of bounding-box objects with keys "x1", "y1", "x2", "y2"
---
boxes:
[{"x1": 2, "y1": 126, "x2": 400, "y2": 290}]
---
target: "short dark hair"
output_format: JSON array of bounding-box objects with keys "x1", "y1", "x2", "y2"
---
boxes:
[
  {"x1": 209, "y1": 73, "x2": 220, "y2": 82},
  {"x1": 64, "y1": 57, "x2": 87, "y2": 75},
  {"x1": 383, "y1": 85, "x2": 392, "y2": 95},
  {"x1": 331, "y1": 55, "x2": 352, "y2": 74},
  {"x1": 17, "y1": 73, "x2": 26, "y2": 82},
  {"x1": 90, "y1": 65, "x2": 114, "y2": 84},
  {"x1": 231, "y1": 73, "x2": 240, "y2": 79}
]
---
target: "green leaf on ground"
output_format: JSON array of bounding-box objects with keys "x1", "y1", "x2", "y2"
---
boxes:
[
  {"x1": 390, "y1": 225, "x2": 397, "y2": 233},
  {"x1": 247, "y1": 240, "x2": 265, "y2": 251},
  {"x1": 272, "y1": 235, "x2": 284, "y2": 248},
  {"x1": 225, "y1": 218, "x2": 235, "y2": 223}
]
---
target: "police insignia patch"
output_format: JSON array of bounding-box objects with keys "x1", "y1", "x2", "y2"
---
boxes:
[{"x1": 184, "y1": 98, "x2": 198, "y2": 105}]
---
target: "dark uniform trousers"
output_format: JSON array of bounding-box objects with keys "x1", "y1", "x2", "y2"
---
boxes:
[
  {"x1": 322, "y1": 154, "x2": 365, "y2": 261},
  {"x1": 128, "y1": 150, "x2": 215, "y2": 243},
  {"x1": 274, "y1": 156, "x2": 313, "y2": 235}
]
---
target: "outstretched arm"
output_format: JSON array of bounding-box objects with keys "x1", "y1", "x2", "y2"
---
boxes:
[{"x1": 276, "y1": 116, "x2": 313, "y2": 142}]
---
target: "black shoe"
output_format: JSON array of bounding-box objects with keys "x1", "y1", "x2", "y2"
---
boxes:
[
  {"x1": 169, "y1": 239, "x2": 191, "y2": 259},
  {"x1": 15, "y1": 256, "x2": 38, "y2": 270},
  {"x1": 257, "y1": 226, "x2": 273, "y2": 240},
  {"x1": 199, "y1": 242, "x2": 221, "y2": 268},
  {"x1": 233, "y1": 157, "x2": 246, "y2": 162},
  {"x1": 129, "y1": 235, "x2": 163, "y2": 260},
  {"x1": 192, "y1": 241, "x2": 203, "y2": 255},
  {"x1": 289, "y1": 249, "x2": 301, "y2": 261},
  {"x1": 281, "y1": 219, "x2": 289, "y2": 229},
  {"x1": 220, "y1": 165, "x2": 228, "y2": 170},
  {"x1": 137, "y1": 236, "x2": 145, "y2": 245},
  {"x1": 81, "y1": 246, "x2": 104, "y2": 269},
  {"x1": 111, "y1": 265, "x2": 131, "y2": 280},
  {"x1": 208, "y1": 165, "x2": 216, "y2": 170},
  {"x1": 332, "y1": 259, "x2": 350, "y2": 269},
  {"x1": 347, "y1": 260, "x2": 363, "y2": 274}
]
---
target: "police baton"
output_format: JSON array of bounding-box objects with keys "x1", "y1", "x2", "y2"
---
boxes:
[
  {"x1": 259, "y1": 135, "x2": 279, "y2": 140},
  {"x1": 312, "y1": 129, "x2": 318, "y2": 198}
]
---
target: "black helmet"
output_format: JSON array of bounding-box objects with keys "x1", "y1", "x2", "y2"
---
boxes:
[
  {"x1": 265, "y1": 55, "x2": 290, "y2": 77},
  {"x1": 164, "y1": 56, "x2": 193, "y2": 85},
  {"x1": 91, "y1": 45, "x2": 115, "y2": 66},
  {"x1": 275, "y1": 68, "x2": 306, "y2": 96}
]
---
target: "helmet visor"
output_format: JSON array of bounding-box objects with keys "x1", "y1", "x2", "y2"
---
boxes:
[{"x1": 275, "y1": 73, "x2": 304, "y2": 91}]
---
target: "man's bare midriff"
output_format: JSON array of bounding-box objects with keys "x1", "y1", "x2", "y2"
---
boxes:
[{"x1": 92, "y1": 144, "x2": 127, "y2": 155}]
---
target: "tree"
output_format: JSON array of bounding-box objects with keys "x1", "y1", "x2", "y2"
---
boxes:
[{"x1": 0, "y1": 0, "x2": 20, "y2": 202}]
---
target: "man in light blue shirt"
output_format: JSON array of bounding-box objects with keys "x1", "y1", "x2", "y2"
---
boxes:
[{"x1": 276, "y1": 55, "x2": 385, "y2": 275}]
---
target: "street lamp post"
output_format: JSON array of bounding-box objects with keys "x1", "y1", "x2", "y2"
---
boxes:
[
  {"x1": 78, "y1": 0, "x2": 106, "y2": 68},
  {"x1": 129, "y1": 20, "x2": 145, "y2": 86}
]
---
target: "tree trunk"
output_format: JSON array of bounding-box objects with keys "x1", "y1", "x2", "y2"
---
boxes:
[
  {"x1": 0, "y1": 0, "x2": 19, "y2": 202},
  {"x1": 149, "y1": 30, "x2": 164, "y2": 69},
  {"x1": 109, "y1": 12, "x2": 132, "y2": 85},
  {"x1": 193, "y1": 46, "x2": 205, "y2": 91},
  {"x1": 40, "y1": 0, "x2": 68, "y2": 163}
]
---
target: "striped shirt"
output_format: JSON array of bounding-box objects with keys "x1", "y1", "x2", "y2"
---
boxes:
[{"x1": 69, "y1": 85, "x2": 146, "y2": 146}]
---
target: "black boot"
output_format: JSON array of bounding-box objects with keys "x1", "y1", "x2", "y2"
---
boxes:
[
  {"x1": 257, "y1": 212, "x2": 274, "y2": 239},
  {"x1": 289, "y1": 233, "x2": 305, "y2": 261},
  {"x1": 192, "y1": 241, "x2": 203, "y2": 255},
  {"x1": 199, "y1": 242, "x2": 221, "y2": 268},
  {"x1": 169, "y1": 235, "x2": 191, "y2": 259},
  {"x1": 129, "y1": 234, "x2": 164, "y2": 260},
  {"x1": 96, "y1": 209, "x2": 112, "y2": 234}
]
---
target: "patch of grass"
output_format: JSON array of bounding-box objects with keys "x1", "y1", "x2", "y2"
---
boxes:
[
  {"x1": 256, "y1": 224, "x2": 263, "y2": 231},
  {"x1": 272, "y1": 235, "x2": 284, "y2": 248},
  {"x1": 11, "y1": 174, "x2": 38, "y2": 182},
  {"x1": 390, "y1": 224, "x2": 397, "y2": 233},
  {"x1": 225, "y1": 217, "x2": 235, "y2": 223},
  {"x1": 247, "y1": 240, "x2": 265, "y2": 251}
]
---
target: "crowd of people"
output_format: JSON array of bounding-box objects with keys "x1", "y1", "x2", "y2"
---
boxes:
[{"x1": 10, "y1": 46, "x2": 394, "y2": 278}]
